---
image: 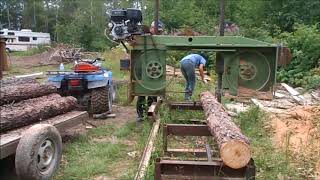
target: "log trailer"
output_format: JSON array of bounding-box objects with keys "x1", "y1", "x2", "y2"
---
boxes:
[
  {"x1": 0, "y1": 110, "x2": 88, "y2": 180},
  {"x1": 0, "y1": 36, "x2": 90, "y2": 180},
  {"x1": 107, "y1": 6, "x2": 287, "y2": 180}
]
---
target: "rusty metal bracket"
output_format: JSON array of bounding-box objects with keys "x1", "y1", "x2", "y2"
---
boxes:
[
  {"x1": 155, "y1": 158, "x2": 256, "y2": 180},
  {"x1": 157, "y1": 123, "x2": 256, "y2": 179},
  {"x1": 168, "y1": 101, "x2": 203, "y2": 110}
]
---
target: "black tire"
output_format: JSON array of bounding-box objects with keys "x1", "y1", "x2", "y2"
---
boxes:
[
  {"x1": 15, "y1": 124, "x2": 62, "y2": 180},
  {"x1": 90, "y1": 86, "x2": 112, "y2": 114}
]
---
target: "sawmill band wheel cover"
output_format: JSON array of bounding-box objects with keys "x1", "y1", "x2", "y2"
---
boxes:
[
  {"x1": 134, "y1": 49, "x2": 167, "y2": 91},
  {"x1": 15, "y1": 124, "x2": 62, "y2": 180},
  {"x1": 226, "y1": 50, "x2": 271, "y2": 92}
]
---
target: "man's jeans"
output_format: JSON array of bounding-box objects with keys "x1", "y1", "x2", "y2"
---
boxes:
[
  {"x1": 180, "y1": 59, "x2": 195, "y2": 101},
  {"x1": 136, "y1": 96, "x2": 157, "y2": 120}
]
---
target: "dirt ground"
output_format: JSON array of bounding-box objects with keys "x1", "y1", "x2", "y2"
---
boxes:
[
  {"x1": 64, "y1": 104, "x2": 136, "y2": 137},
  {"x1": 9, "y1": 48, "x2": 59, "y2": 68},
  {"x1": 271, "y1": 105, "x2": 320, "y2": 177}
]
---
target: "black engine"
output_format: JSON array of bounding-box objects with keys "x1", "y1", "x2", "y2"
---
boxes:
[{"x1": 108, "y1": 8, "x2": 142, "y2": 40}]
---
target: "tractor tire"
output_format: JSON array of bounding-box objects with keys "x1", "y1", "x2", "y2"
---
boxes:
[
  {"x1": 15, "y1": 124, "x2": 62, "y2": 180},
  {"x1": 90, "y1": 86, "x2": 112, "y2": 114}
]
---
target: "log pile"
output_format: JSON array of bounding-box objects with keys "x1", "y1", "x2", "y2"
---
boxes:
[
  {"x1": 0, "y1": 77, "x2": 79, "y2": 134},
  {"x1": 200, "y1": 91, "x2": 251, "y2": 169},
  {"x1": 0, "y1": 77, "x2": 37, "y2": 87},
  {"x1": 0, "y1": 83, "x2": 57, "y2": 105},
  {"x1": 0, "y1": 93, "x2": 77, "y2": 133},
  {"x1": 166, "y1": 65, "x2": 212, "y2": 81}
]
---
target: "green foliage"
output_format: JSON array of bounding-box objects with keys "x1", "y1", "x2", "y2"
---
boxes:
[
  {"x1": 240, "y1": 25, "x2": 275, "y2": 43},
  {"x1": 277, "y1": 24, "x2": 320, "y2": 88}
]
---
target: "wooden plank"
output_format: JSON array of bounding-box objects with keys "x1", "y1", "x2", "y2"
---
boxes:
[
  {"x1": 135, "y1": 116, "x2": 161, "y2": 180},
  {"x1": 251, "y1": 98, "x2": 264, "y2": 109},
  {"x1": 281, "y1": 83, "x2": 300, "y2": 96},
  {"x1": 15, "y1": 72, "x2": 44, "y2": 79},
  {"x1": 280, "y1": 83, "x2": 305, "y2": 104},
  {"x1": 274, "y1": 92, "x2": 286, "y2": 98}
]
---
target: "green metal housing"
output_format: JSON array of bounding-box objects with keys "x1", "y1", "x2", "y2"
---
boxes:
[{"x1": 130, "y1": 35, "x2": 279, "y2": 99}]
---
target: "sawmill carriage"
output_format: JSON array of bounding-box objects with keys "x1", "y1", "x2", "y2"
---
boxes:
[{"x1": 107, "y1": 7, "x2": 290, "y2": 179}]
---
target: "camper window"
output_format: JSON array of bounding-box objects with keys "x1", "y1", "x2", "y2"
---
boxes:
[
  {"x1": 0, "y1": 31, "x2": 4, "y2": 34},
  {"x1": 33, "y1": 37, "x2": 37, "y2": 40},
  {"x1": 8, "y1": 32, "x2": 15, "y2": 35},
  {"x1": 18, "y1": 36, "x2": 30, "y2": 42}
]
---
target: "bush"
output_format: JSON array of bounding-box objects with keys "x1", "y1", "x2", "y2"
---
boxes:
[
  {"x1": 241, "y1": 25, "x2": 274, "y2": 43},
  {"x1": 277, "y1": 24, "x2": 320, "y2": 88}
]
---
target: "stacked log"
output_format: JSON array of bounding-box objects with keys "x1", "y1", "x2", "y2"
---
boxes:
[
  {"x1": 0, "y1": 94, "x2": 77, "y2": 133},
  {"x1": 0, "y1": 83, "x2": 57, "y2": 105},
  {"x1": 0, "y1": 77, "x2": 38, "y2": 87},
  {"x1": 200, "y1": 91, "x2": 251, "y2": 169}
]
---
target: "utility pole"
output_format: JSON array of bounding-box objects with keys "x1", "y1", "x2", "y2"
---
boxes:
[
  {"x1": 219, "y1": 0, "x2": 225, "y2": 36},
  {"x1": 6, "y1": 4, "x2": 11, "y2": 29},
  {"x1": 90, "y1": 0, "x2": 93, "y2": 25},
  {"x1": 33, "y1": 0, "x2": 37, "y2": 30},
  {"x1": 216, "y1": 0, "x2": 225, "y2": 103},
  {"x1": 153, "y1": 0, "x2": 159, "y2": 35},
  {"x1": 55, "y1": 7, "x2": 58, "y2": 41}
]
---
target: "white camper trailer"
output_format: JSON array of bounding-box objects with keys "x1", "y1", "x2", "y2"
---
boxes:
[{"x1": 0, "y1": 29, "x2": 51, "y2": 52}]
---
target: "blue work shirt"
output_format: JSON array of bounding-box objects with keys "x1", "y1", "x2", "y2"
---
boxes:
[{"x1": 180, "y1": 54, "x2": 206, "y2": 67}]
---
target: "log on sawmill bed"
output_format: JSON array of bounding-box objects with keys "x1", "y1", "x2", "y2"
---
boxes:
[
  {"x1": 200, "y1": 91, "x2": 251, "y2": 169},
  {"x1": 0, "y1": 93, "x2": 78, "y2": 133},
  {"x1": 0, "y1": 83, "x2": 57, "y2": 105}
]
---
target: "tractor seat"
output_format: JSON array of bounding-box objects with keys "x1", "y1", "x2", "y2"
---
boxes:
[{"x1": 74, "y1": 62, "x2": 100, "y2": 73}]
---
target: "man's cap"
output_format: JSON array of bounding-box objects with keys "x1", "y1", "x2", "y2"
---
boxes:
[{"x1": 151, "y1": 20, "x2": 164, "y2": 31}]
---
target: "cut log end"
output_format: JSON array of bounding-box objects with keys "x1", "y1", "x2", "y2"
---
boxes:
[{"x1": 220, "y1": 140, "x2": 251, "y2": 169}]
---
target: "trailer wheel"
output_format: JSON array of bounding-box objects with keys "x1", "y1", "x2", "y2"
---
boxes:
[
  {"x1": 15, "y1": 124, "x2": 62, "y2": 180},
  {"x1": 90, "y1": 86, "x2": 112, "y2": 114}
]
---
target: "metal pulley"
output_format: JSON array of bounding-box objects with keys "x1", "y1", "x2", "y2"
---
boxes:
[{"x1": 145, "y1": 61, "x2": 164, "y2": 79}]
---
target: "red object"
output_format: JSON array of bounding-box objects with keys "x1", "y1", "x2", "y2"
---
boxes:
[
  {"x1": 74, "y1": 62, "x2": 99, "y2": 73},
  {"x1": 69, "y1": 79, "x2": 80, "y2": 86}
]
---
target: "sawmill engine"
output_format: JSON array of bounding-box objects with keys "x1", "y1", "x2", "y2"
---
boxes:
[{"x1": 108, "y1": 8, "x2": 142, "y2": 40}]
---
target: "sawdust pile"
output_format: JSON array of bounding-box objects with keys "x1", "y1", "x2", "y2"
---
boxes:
[{"x1": 271, "y1": 105, "x2": 320, "y2": 177}]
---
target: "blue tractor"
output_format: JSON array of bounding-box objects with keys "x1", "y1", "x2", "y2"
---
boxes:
[{"x1": 47, "y1": 58, "x2": 115, "y2": 114}]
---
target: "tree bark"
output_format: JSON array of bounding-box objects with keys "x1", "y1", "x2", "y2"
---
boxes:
[
  {"x1": 0, "y1": 94, "x2": 77, "y2": 133},
  {"x1": 0, "y1": 83, "x2": 57, "y2": 105},
  {"x1": 200, "y1": 91, "x2": 251, "y2": 169}
]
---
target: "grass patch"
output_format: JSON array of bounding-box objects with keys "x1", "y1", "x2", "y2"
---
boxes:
[
  {"x1": 102, "y1": 47, "x2": 128, "y2": 80},
  {"x1": 9, "y1": 45, "x2": 51, "y2": 57},
  {"x1": 235, "y1": 106, "x2": 300, "y2": 179},
  {"x1": 55, "y1": 119, "x2": 152, "y2": 180}
]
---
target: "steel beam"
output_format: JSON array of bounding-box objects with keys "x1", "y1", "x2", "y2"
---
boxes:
[
  {"x1": 168, "y1": 101, "x2": 203, "y2": 110},
  {"x1": 155, "y1": 158, "x2": 256, "y2": 180}
]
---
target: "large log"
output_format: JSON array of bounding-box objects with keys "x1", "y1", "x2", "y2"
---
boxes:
[
  {"x1": 0, "y1": 94, "x2": 77, "y2": 133},
  {"x1": 200, "y1": 91, "x2": 251, "y2": 169},
  {"x1": 0, "y1": 83, "x2": 57, "y2": 105}
]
